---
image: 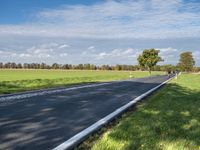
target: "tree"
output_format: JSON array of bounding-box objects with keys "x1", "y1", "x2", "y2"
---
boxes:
[
  {"x1": 178, "y1": 52, "x2": 195, "y2": 72},
  {"x1": 115, "y1": 65, "x2": 122, "y2": 71},
  {"x1": 84, "y1": 64, "x2": 91, "y2": 70},
  {"x1": 101, "y1": 65, "x2": 111, "y2": 70},
  {"x1": 62, "y1": 64, "x2": 70, "y2": 69},
  {"x1": 77, "y1": 64, "x2": 84, "y2": 70},
  {"x1": 137, "y1": 49, "x2": 163, "y2": 74},
  {"x1": 40, "y1": 63, "x2": 47, "y2": 69},
  {"x1": 52, "y1": 63, "x2": 60, "y2": 69},
  {"x1": 17, "y1": 63, "x2": 22, "y2": 69},
  {"x1": 0, "y1": 62, "x2": 3, "y2": 68}
]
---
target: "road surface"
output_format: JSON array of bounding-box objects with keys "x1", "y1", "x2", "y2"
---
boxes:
[{"x1": 0, "y1": 75, "x2": 170, "y2": 150}]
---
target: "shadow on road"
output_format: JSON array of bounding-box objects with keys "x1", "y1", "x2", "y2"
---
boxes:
[{"x1": 0, "y1": 76, "x2": 172, "y2": 150}]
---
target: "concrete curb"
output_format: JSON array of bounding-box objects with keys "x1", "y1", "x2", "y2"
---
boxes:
[{"x1": 53, "y1": 76, "x2": 174, "y2": 150}]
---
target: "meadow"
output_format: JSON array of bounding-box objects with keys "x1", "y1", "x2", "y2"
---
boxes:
[
  {"x1": 79, "y1": 74, "x2": 200, "y2": 150},
  {"x1": 0, "y1": 69, "x2": 164, "y2": 94}
]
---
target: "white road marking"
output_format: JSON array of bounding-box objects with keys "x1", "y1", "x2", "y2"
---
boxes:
[
  {"x1": 0, "y1": 76, "x2": 153, "y2": 103},
  {"x1": 53, "y1": 76, "x2": 174, "y2": 150},
  {"x1": 0, "y1": 82, "x2": 113, "y2": 102},
  {"x1": 0, "y1": 75, "x2": 163, "y2": 103}
]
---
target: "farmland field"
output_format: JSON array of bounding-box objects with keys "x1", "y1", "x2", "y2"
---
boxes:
[
  {"x1": 85, "y1": 74, "x2": 200, "y2": 150},
  {"x1": 0, "y1": 69, "x2": 164, "y2": 94}
]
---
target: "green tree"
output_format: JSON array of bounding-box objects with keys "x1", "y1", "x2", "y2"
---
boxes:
[
  {"x1": 52, "y1": 63, "x2": 60, "y2": 69},
  {"x1": 178, "y1": 52, "x2": 195, "y2": 72},
  {"x1": 137, "y1": 49, "x2": 163, "y2": 74}
]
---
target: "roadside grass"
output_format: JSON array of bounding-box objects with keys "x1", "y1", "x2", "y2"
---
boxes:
[
  {"x1": 78, "y1": 74, "x2": 200, "y2": 150},
  {"x1": 0, "y1": 69, "x2": 163, "y2": 94}
]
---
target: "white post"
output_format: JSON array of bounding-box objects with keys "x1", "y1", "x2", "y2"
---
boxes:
[
  {"x1": 129, "y1": 72, "x2": 132, "y2": 78},
  {"x1": 175, "y1": 73, "x2": 178, "y2": 80}
]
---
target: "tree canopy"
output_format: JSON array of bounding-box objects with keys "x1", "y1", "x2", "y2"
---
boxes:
[
  {"x1": 137, "y1": 49, "x2": 163, "y2": 74},
  {"x1": 178, "y1": 52, "x2": 195, "y2": 72}
]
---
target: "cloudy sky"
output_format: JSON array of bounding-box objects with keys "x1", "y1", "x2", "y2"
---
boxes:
[{"x1": 0, "y1": 0, "x2": 200, "y2": 65}]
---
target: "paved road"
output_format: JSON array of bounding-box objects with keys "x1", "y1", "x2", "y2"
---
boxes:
[{"x1": 0, "y1": 75, "x2": 170, "y2": 150}]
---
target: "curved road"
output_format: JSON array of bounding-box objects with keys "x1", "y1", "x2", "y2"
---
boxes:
[{"x1": 0, "y1": 75, "x2": 170, "y2": 150}]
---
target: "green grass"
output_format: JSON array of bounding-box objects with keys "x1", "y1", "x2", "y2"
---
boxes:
[
  {"x1": 0, "y1": 69, "x2": 163, "y2": 94},
  {"x1": 86, "y1": 74, "x2": 200, "y2": 150}
]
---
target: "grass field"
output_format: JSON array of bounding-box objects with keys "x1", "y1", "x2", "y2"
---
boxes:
[
  {"x1": 79, "y1": 74, "x2": 200, "y2": 150},
  {"x1": 0, "y1": 69, "x2": 164, "y2": 94}
]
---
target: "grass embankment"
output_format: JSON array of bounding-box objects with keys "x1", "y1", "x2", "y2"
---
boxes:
[
  {"x1": 0, "y1": 69, "x2": 163, "y2": 94},
  {"x1": 79, "y1": 74, "x2": 200, "y2": 150}
]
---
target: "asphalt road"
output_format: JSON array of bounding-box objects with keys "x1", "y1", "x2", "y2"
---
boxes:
[{"x1": 0, "y1": 75, "x2": 170, "y2": 150}]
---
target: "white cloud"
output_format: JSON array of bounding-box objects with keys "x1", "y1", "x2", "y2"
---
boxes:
[
  {"x1": 38, "y1": 53, "x2": 51, "y2": 58},
  {"x1": 0, "y1": 43, "x2": 63, "y2": 61},
  {"x1": 95, "y1": 48, "x2": 139, "y2": 60},
  {"x1": 97, "y1": 52, "x2": 107, "y2": 59},
  {"x1": 34, "y1": 48, "x2": 53, "y2": 54},
  {"x1": 159, "y1": 47, "x2": 179, "y2": 57},
  {"x1": 0, "y1": 50, "x2": 17, "y2": 57},
  {"x1": 123, "y1": 48, "x2": 135, "y2": 54},
  {"x1": 88, "y1": 46, "x2": 95, "y2": 50},
  {"x1": 59, "y1": 53, "x2": 68, "y2": 57},
  {"x1": 0, "y1": 1, "x2": 200, "y2": 65},
  {"x1": 59, "y1": 44, "x2": 70, "y2": 49},
  {"x1": 0, "y1": 0, "x2": 200, "y2": 39},
  {"x1": 157, "y1": 47, "x2": 180, "y2": 64},
  {"x1": 26, "y1": 45, "x2": 54, "y2": 58},
  {"x1": 193, "y1": 51, "x2": 200, "y2": 61},
  {"x1": 24, "y1": 43, "x2": 71, "y2": 58},
  {"x1": 79, "y1": 47, "x2": 140, "y2": 64},
  {"x1": 19, "y1": 53, "x2": 31, "y2": 58},
  {"x1": 159, "y1": 47, "x2": 177, "y2": 53}
]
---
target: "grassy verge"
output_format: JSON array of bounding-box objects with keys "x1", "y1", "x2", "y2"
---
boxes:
[
  {"x1": 78, "y1": 74, "x2": 200, "y2": 150},
  {"x1": 0, "y1": 69, "x2": 163, "y2": 94}
]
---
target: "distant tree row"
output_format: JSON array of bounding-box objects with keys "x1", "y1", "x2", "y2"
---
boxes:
[
  {"x1": 0, "y1": 62, "x2": 199, "y2": 72},
  {"x1": 0, "y1": 62, "x2": 140, "y2": 70},
  {"x1": 0, "y1": 50, "x2": 198, "y2": 72}
]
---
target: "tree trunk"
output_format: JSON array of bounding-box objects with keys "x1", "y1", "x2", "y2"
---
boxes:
[{"x1": 148, "y1": 67, "x2": 151, "y2": 75}]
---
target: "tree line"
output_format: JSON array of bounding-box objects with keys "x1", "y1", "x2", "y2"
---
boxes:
[
  {"x1": 0, "y1": 62, "x2": 199, "y2": 72},
  {"x1": 137, "y1": 49, "x2": 199, "y2": 73},
  {"x1": 0, "y1": 50, "x2": 199, "y2": 72}
]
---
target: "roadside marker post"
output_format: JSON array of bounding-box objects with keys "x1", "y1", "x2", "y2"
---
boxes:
[
  {"x1": 129, "y1": 72, "x2": 133, "y2": 78},
  {"x1": 175, "y1": 73, "x2": 178, "y2": 80}
]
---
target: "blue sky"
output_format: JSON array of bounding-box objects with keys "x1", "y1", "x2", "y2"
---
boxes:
[
  {"x1": 0, "y1": 0, "x2": 200, "y2": 65},
  {"x1": 0, "y1": 0, "x2": 104, "y2": 24}
]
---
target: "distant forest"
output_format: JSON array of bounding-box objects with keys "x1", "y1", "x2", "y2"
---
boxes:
[{"x1": 0, "y1": 62, "x2": 200, "y2": 72}]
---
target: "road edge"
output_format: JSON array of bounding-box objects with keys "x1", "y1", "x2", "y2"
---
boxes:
[
  {"x1": 53, "y1": 76, "x2": 175, "y2": 150},
  {"x1": 0, "y1": 75, "x2": 163, "y2": 102}
]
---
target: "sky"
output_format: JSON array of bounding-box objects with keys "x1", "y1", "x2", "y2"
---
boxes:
[{"x1": 0, "y1": 0, "x2": 200, "y2": 66}]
